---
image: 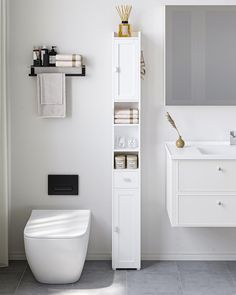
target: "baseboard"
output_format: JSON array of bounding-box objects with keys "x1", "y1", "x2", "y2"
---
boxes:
[
  {"x1": 142, "y1": 253, "x2": 236, "y2": 261},
  {"x1": 9, "y1": 252, "x2": 236, "y2": 261}
]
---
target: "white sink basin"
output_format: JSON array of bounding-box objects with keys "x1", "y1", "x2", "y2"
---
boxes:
[
  {"x1": 198, "y1": 145, "x2": 236, "y2": 155},
  {"x1": 166, "y1": 142, "x2": 236, "y2": 159}
]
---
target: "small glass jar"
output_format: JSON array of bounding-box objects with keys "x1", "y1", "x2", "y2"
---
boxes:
[{"x1": 119, "y1": 21, "x2": 131, "y2": 37}]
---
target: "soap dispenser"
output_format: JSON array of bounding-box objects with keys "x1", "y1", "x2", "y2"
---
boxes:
[{"x1": 49, "y1": 46, "x2": 57, "y2": 67}]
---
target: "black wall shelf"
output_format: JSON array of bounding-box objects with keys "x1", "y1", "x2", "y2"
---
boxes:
[{"x1": 29, "y1": 65, "x2": 86, "y2": 77}]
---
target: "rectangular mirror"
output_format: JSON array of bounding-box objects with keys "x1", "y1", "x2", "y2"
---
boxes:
[{"x1": 165, "y1": 6, "x2": 236, "y2": 105}]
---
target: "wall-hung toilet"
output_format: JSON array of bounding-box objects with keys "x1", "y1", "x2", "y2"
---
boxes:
[{"x1": 24, "y1": 210, "x2": 91, "y2": 284}]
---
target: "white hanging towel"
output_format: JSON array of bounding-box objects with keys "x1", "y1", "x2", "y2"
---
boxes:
[{"x1": 37, "y1": 73, "x2": 66, "y2": 118}]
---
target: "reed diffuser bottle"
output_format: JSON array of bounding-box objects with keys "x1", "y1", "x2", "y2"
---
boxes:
[{"x1": 116, "y1": 5, "x2": 132, "y2": 37}]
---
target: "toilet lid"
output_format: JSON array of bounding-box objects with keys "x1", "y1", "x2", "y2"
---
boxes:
[{"x1": 24, "y1": 210, "x2": 91, "y2": 239}]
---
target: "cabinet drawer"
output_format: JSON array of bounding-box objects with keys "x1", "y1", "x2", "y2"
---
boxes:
[
  {"x1": 179, "y1": 195, "x2": 236, "y2": 226},
  {"x1": 114, "y1": 171, "x2": 139, "y2": 188},
  {"x1": 178, "y1": 160, "x2": 236, "y2": 192}
]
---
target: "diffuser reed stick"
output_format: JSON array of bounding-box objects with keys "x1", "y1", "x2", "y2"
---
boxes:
[{"x1": 116, "y1": 5, "x2": 132, "y2": 37}]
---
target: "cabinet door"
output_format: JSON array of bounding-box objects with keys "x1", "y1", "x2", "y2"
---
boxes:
[
  {"x1": 113, "y1": 39, "x2": 140, "y2": 101},
  {"x1": 113, "y1": 189, "x2": 140, "y2": 269}
]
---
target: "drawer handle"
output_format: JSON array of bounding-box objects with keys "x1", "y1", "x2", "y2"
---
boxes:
[
  {"x1": 217, "y1": 201, "x2": 223, "y2": 206},
  {"x1": 123, "y1": 177, "x2": 131, "y2": 182}
]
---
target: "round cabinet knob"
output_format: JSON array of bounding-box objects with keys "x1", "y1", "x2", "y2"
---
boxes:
[
  {"x1": 114, "y1": 67, "x2": 119, "y2": 73},
  {"x1": 217, "y1": 167, "x2": 222, "y2": 172},
  {"x1": 114, "y1": 226, "x2": 119, "y2": 233},
  {"x1": 217, "y1": 201, "x2": 223, "y2": 206}
]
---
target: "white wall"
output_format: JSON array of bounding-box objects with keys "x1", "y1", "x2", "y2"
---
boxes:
[{"x1": 9, "y1": 0, "x2": 236, "y2": 260}]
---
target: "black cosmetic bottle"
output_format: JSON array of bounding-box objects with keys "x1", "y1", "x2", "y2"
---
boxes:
[
  {"x1": 41, "y1": 45, "x2": 49, "y2": 66},
  {"x1": 49, "y1": 46, "x2": 57, "y2": 66}
]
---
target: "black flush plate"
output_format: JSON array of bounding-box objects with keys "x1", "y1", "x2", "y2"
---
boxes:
[{"x1": 48, "y1": 175, "x2": 79, "y2": 195}]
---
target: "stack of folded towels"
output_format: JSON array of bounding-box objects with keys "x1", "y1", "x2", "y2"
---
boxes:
[
  {"x1": 56, "y1": 54, "x2": 82, "y2": 67},
  {"x1": 114, "y1": 108, "x2": 139, "y2": 124}
]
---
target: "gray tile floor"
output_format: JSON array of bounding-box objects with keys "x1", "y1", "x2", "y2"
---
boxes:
[{"x1": 1, "y1": 260, "x2": 236, "y2": 294}]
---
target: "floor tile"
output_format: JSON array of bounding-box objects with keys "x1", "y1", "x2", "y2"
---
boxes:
[
  {"x1": 16, "y1": 267, "x2": 126, "y2": 295},
  {"x1": 0, "y1": 261, "x2": 27, "y2": 274},
  {"x1": 226, "y1": 261, "x2": 236, "y2": 281},
  {"x1": 140, "y1": 261, "x2": 178, "y2": 274},
  {"x1": 0, "y1": 272, "x2": 23, "y2": 294},
  {"x1": 83, "y1": 260, "x2": 112, "y2": 272},
  {"x1": 180, "y1": 270, "x2": 235, "y2": 295},
  {"x1": 70, "y1": 270, "x2": 126, "y2": 295},
  {"x1": 177, "y1": 261, "x2": 229, "y2": 274},
  {"x1": 127, "y1": 271, "x2": 181, "y2": 295}
]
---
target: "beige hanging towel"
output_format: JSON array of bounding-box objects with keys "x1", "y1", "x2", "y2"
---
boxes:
[{"x1": 37, "y1": 73, "x2": 66, "y2": 118}]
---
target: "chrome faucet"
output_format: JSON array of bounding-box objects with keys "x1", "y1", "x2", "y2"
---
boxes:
[{"x1": 230, "y1": 131, "x2": 236, "y2": 145}]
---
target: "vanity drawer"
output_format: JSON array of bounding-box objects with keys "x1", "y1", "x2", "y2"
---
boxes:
[
  {"x1": 178, "y1": 160, "x2": 236, "y2": 192},
  {"x1": 178, "y1": 195, "x2": 236, "y2": 226},
  {"x1": 114, "y1": 171, "x2": 139, "y2": 189}
]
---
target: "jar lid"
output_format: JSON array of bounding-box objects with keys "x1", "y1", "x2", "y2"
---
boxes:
[
  {"x1": 115, "y1": 155, "x2": 125, "y2": 160},
  {"x1": 127, "y1": 155, "x2": 137, "y2": 160}
]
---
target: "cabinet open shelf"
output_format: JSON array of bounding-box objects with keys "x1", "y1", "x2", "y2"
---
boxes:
[
  {"x1": 29, "y1": 65, "x2": 86, "y2": 77},
  {"x1": 113, "y1": 124, "x2": 139, "y2": 126},
  {"x1": 114, "y1": 149, "x2": 139, "y2": 153}
]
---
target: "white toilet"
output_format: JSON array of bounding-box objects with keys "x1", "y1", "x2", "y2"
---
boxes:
[{"x1": 24, "y1": 209, "x2": 91, "y2": 284}]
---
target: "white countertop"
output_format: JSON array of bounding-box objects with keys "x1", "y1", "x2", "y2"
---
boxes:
[{"x1": 165, "y1": 141, "x2": 236, "y2": 160}]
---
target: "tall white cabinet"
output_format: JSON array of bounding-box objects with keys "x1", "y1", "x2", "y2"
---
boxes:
[{"x1": 112, "y1": 32, "x2": 141, "y2": 270}]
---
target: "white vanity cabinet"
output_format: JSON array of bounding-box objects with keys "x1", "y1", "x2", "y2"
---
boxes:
[
  {"x1": 166, "y1": 143, "x2": 236, "y2": 227},
  {"x1": 112, "y1": 32, "x2": 141, "y2": 270}
]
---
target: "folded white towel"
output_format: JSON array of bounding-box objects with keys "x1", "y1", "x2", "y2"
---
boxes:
[
  {"x1": 56, "y1": 60, "x2": 82, "y2": 67},
  {"x1": 114, "y1": 109, "x2": 139, "y2": 116},
  {"x1": 114, "y1": 118, "x2": 139, "y2": 124},
  {"x1": 114, "y1": 114, "x2": 139, "y2": 119},
  {"x1": 56, "y1": 54, "x2": 82, "y2": 61},
  {"x1": 37, "y1": 73, "x2": 66, "y2": 118}
]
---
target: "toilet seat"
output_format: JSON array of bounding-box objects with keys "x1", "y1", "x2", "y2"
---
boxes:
[{"x1": 24, "y1": 210, "x2": 90, "y2": 239}]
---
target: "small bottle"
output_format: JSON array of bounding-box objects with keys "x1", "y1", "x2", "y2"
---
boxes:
[
  {"x1": 41, "y1": 45, "x2": 49, "y2": 67},
  {"x1": 49, "y1": 46, "x2": 57, "y2": 67},
  {"x1": 33, "y1": 46, "x2": 41, "y2": 66},
  {"x1": 118, "y1": 21, "x2": 131, "y2": 37}
]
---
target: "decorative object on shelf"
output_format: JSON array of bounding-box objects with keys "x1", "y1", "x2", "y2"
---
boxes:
[
  {"x1": 33, "y1": 47, "x2": 41, "y2": 66},
  {"x1": 49, "y1": 46, "x2": 57, "y2": 66},
  {"x1": 115, "y1": 136, "x2": 138, "y2": 149},
  {"x1": 116, "y1": 5, "x2": 132, "y2": 37},
  {"x1": 166, "y1": 112, "x2": 185, "y2": 148},
  {"x1": 115, "y1": 155, "x2": 126, "y2": 169},
  {"x1": 41, "y1": 45, "x2": 49, "y2": 66},
  {"x1": 127, "y1": 154, "x2": 138, "y2": 169},
  {"x1": 114, "y1": 108, "x2": 139, "y2": 124},
  {"x1": 140, "y1": 51, "x2": 146, "y2": 80},
  {"x1": 56, "y1": 54, "x2": 83, "y2": 67},
  {"x1": 114, "y1": 154, "x2": 138, "y2": 169},
  {"x1": 116, "y1": 136, "x2": 126, "y2": 149}
]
